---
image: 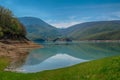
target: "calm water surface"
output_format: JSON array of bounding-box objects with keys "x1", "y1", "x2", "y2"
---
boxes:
[{"x1": 17, "y1": 42, "x2": 120, "y2": 73}]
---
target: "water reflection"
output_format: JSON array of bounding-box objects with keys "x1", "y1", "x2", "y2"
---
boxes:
[
  {"x1": 18, "y1": 42, "x2": 120, "y2": 73},
  {"x1": 20, "y1": 54, "x2": 86, "y2": 72}
]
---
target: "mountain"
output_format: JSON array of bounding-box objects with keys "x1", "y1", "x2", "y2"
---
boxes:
[
  {"x1": 64, "y1": 20, "x2": 120, "y2": 40},
  {"x1": 19, "y1": 17, "x2": 60, "y2": 41},
  {"x1": 0, "y1": 6, "x2": 27, "y2": 41},
  {"x1": 19, "y1": 16, "x2": 120, "y2": 41}
]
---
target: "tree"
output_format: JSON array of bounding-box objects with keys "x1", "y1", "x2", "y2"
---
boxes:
[{"x1": 0, "y1": 6, "x2": 27, "y2": 40}]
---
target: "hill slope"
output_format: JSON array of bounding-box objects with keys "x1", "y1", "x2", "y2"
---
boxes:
[
  {"x1": 19, "y1": 16, "x2": 120, "y2": 41},
  {"x1": 65, "y1": 20, "x2": 120, "y2": 40},
  {"x1": 0, "y1": 6, "x2": 27, "y2": 41},
  {"x1": 19, "y1": 17, "x2": 60, "y2": 41}
]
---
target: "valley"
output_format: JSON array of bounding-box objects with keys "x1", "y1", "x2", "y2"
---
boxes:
[{"x1": 19, "y1": 17, "x2": 120, "y2": 41}]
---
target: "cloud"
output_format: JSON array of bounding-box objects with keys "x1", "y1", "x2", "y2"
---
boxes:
[
  {"x1": 46, "y1": 16, "x2": 92, "y2": 28},
  {"x1": 82, "y1": 16, "x2": 92, "y2": 20},
  {"x1": 50, "y1": 21, "x2": 84, "y2": 28},
  {"x1": 69, "y1": 16, "x2": 76, "y2": 19},
  {"x1": 112, "y1": 12, "x2": 120, "y2": 18},
  {"x1": 93, "y1": 11, "x2": 120, "y2": 21}
]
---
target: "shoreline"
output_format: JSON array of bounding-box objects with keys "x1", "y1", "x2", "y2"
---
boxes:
[
  {"x1": 0, "y1": 40, "x2": 42, "y2": 71},
  {"x1": 42, "y1": 40, "x2": 120, "y2": 42},
  {"x1": 0, "y1": 40, "x2": 119, "y2": 71},
  {"x1": 80, "y1": 40, "x2": 120, "y2": 42},
  {"x1": 0, "y1": 55, "x2": 119, "y2": 80},
  {"x1": 72, "y1": 40, "x2": 120, "y2": 42},
  {"x1": 44, "y1": 40, "x2": 120, "y2": 43}
]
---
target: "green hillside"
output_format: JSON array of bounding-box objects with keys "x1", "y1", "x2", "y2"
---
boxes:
[
  {"x1": 19, "y1": 17, "x2": 120, "y2": 41},
  {"x1": 81, "y1": 30, "x2": 120, "y2": 40},
  {"x1": 19, "y1": 17, "x2": 60, "y2": 41},
  {"x1": 0, "y1": 6, "x2": 27, "y2": 40},
  {"x1": 65, "y1": 21, "x2": 120, "y2": 40},
  {"x1": 0, "y1": 56, "x2": 120, "y2": 80}
]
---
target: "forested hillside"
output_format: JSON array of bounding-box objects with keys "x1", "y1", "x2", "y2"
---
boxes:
[
  {"x1": 19, "y1": 17, "x2": 60, "y2": 41},
  {"x1": 19, "y1": 17, "x2": 120, "y2": 41},
  {"x1": 0, "y1": 6, "x2": 27, "y2": 41},
  {"x1": 64, "y1": 20, "x2": 120, "y2": 40}
]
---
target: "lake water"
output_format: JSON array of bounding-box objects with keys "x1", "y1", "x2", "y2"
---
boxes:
[{"x1": 17, "y1": 42, "x2": 120, "y2": 73}]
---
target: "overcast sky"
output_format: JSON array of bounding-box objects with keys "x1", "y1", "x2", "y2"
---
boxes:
[{"x1": 0, "y1": 0, "x2": 120, "y2": 28}]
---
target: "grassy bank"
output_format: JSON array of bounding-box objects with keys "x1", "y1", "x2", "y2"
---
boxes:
[{"x1": 0, "y1": 56, "x2": 120, "y2": 80}]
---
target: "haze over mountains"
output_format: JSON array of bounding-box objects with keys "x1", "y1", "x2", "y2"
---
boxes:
[{"x1": 19, "y1": 17, "x2": 120, "y2": 41}]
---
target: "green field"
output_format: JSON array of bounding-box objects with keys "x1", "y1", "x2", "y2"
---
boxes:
[{"x1": 0, "y1": 56, "x2": 120, "y2": 80}]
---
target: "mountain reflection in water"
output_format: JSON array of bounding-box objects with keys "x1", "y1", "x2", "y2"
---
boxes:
[{"x1": 11, "y1": 42, "x2": 120, "y2": 73}]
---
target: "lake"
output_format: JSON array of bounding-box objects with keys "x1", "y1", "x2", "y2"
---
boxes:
[{"x1": 16, "y1": 42, "x2": 120, "y2": 73}]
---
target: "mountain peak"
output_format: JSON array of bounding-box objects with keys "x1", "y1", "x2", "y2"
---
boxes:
[{"x1": 19, "y1": 17, "x2": 60, "y2": 40}]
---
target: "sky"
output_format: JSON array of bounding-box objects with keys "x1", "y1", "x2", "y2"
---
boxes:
[{"x1": 0, "y1": 0, "x2": 120, "y2": 28}]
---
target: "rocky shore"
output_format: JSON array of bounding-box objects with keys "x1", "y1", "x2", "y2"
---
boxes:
[{"x1": 0, "y1": 41, "x2": 42, "y2": 71}]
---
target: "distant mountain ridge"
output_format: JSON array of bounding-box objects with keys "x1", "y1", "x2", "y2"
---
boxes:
[
  {"x1": 19, "y1": 17, "x2": 120, "y2": 41},
  {"x1": 65, "y1": 20, "x2": 120, "y2": 40},
  {"x1": 19, "y1": 17, "x2": 60, "y2": 40}
]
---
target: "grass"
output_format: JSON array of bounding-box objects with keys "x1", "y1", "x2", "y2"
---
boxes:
[
  {"x1": 0, "y1": 57, "x2": 10, "y2": 71},
  {"x1": 0, "y1": 56, "x2": 120, "y2": 80}
]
